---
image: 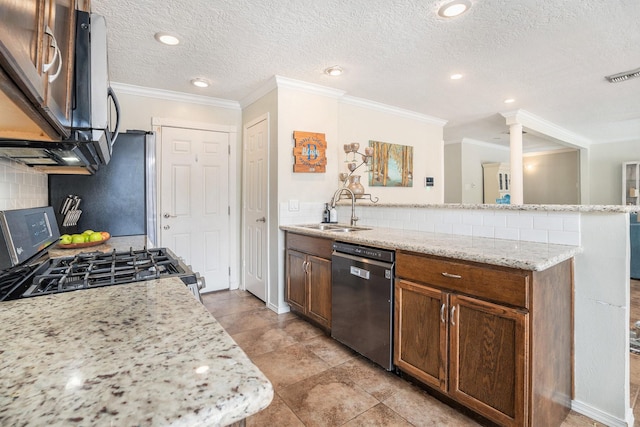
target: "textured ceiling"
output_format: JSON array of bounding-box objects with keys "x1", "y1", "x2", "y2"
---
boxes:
[{"x1": 92, "y1": 0, "x2": 640, "y2": 151}]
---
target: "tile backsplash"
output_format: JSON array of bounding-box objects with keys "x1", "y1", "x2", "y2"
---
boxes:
[
  {"x1": 280, "y1": 201, "x2": 581, "y2": 246},
  {"x1": 0, "y1": 158, "x2": 48, "y2": 210}
]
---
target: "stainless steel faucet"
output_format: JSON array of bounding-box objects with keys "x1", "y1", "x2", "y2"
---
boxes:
[{"x1": 330, "y1": 187, "x2": 358, "y2": 226}]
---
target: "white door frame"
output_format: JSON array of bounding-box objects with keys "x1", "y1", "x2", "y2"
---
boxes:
[
  {"x1": 242, "y1": 113, "x2": 270, "y2": 301},
  {"x1": 151, "y1": 117, "x2": 239, "y2": 289}
]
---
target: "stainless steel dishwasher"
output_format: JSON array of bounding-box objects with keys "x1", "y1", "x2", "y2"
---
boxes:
[{"x1": 331, "y1": 241, "x2": 395, "y2": 371}]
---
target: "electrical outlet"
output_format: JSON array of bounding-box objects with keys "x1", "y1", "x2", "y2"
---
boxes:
[{"x1": 289, "y1": 199, "x2": 299, "y2": 211}]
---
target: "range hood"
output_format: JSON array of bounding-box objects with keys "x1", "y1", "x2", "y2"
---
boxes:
[{"x1": 0, "y1": 11, "x2": 119, "y2": 174}]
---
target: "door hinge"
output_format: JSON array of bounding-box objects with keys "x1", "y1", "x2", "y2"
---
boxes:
[
  {"x1": 229, "y1": 266, "x2": 231, "y2": 276},
  {"x1": 228, "y1": 145, "x2": 231, "y2": 155},
  {"x1": 228, "y1": 206, "x2": 231, "y2": 215}
]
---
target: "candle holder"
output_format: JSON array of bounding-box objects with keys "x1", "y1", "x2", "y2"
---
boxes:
[{"x1": 335, "y1": 142, "x2": 378, "y2": 203}]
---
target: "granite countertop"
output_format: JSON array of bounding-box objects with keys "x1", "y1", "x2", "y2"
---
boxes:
[
  {"x1": 0, "y1": 278, "x2": 273, "y2": 426},
  {"x1": 47, "y1": 235, "x2": 149, "y2": 258},
  {"x1": 335, "y1": 201, "x2": 640, "y2": 213},
  {"x1": 281, "y1": 224, "x2": 580, "y2": 271}
]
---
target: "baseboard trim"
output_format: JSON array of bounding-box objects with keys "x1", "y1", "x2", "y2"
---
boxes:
[
  {"x1": 571, "y1": 399, "x2": 633, "y2": 427},
  {"x1": 268, "y1": 302, "x2": 290, "y2": 314}
]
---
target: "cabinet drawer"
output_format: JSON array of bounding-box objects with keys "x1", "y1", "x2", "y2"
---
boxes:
[
  {"x1": 286, "y1": 232, "x2": 333, "y2": 259},
  {"x1": 396, "y1": 251, "x2": 530, "y2": 309}
]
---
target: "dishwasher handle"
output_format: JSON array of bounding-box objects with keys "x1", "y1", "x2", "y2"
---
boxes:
[{"x1": 350, "y1": 266, "x2": 370, "y2": 280}]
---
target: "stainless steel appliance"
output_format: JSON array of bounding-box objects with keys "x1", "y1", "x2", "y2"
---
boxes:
[
  {"x1": 331, "y1": 241, "x2": 395, "y2": 370},
  {"x1": 0, "y1": 207, "x2": 204, "y2": 302},
  {"x1": 0, "y1": 11, "x2": 120, "y2": 171}
]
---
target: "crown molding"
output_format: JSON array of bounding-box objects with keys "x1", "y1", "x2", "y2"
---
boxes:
[
  {"x1": 341, "y1": 95, "x2": 447, "y2": 126},
  {"x1": 111, "y1": 82, "x2": 241, "y2": 110},
  {"x1": 460, "y1": 137, "x2": 510, "y2": 150},
  {"x1": 239, "y1": 76, "x2": 278, "y2": 108},
  {"x1": 501, "y1": 109, "x2": 592, "y2": 148},
  {"x1": 274, "y1": 75, "x2": 346, "y2": 98}
]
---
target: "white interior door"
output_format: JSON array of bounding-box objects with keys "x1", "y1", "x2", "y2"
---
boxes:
[
  {"x1": 243, "y1": 117, "x2": 268, "y2": 301},
  {"x1": 160, "y1": 126, "x2": 230, "y2": 292}
]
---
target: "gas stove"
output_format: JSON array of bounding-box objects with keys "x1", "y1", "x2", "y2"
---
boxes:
[
  {"x1": 1, "y1": 247, "x2": 205, "y2": 302},
  {"x1": 0, "y1": 206, "x2": 204, "y2": 303}
]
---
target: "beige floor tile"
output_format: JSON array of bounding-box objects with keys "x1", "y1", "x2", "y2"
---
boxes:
[
  {"x1": 245, "y1": 393, "x2": 304, "y2": 427},
  {"x1": 231, "y1": 325, "x2": 299, "y2": 358},
  {"x1": 216, "y1": 307, "x2": 280, "y2": 335},
  {"x1": 302, "y1": 334, "x2": 357, "y2": 367},
  {"x1": 202, "y1": 293, "x2": 266, "y2": 317},
  {"x1": 382, "y1": 384, "x2": 480, "y2": 426},
  {"x1": 335, "y1": 356, "x2": 410, "y2": 401},
  {"x1": 251, "y1": 343, "x2": 329, "y2": 391},
  {"x1": 279, "y1": 368, "x2": 379, "y2": 427},
  {"x1": 561, "y1": 410, "x2": 605, "y2": 426},
  {"x1": 278, "y1": 317, "x2": 326, "y2": 342},
  {"x1": 342, "y1": 403, "x2": 414, "y2": 427}
]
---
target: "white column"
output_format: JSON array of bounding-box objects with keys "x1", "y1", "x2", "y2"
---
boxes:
[{"x1": 509, "y1": 123, "x2": 524, "y2": 204}]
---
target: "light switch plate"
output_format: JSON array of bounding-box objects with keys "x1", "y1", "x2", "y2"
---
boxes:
[{"x1": 289, "y1": 199, "x2": 299, "y2": 211}]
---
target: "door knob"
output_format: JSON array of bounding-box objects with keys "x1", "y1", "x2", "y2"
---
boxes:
[
  {"x1": 164, "y1": 213, "x2": 176, "y2": 218},
  {"x1": 163, "y1": 225, "x2": 170, "y2": 230},
  {"x1": 256, "y1": 217, "x2": 266, "y2": 223}
]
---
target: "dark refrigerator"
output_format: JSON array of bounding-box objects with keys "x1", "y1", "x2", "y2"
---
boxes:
[{"x1": 48, "y1": 131, "x2": 154, "y2": 238}]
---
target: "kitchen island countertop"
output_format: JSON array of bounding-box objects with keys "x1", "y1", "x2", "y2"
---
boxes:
[
  {"x1": 281, "y1": 224, "x2": 580, "y2": 271},
  {"x1": 0, "y1": 277, "x2": 273, "y2": 426}
]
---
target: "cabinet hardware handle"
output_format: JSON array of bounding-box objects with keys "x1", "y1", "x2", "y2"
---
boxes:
[
  {"x1": 450, "y1": 306, "x2": 456, "y2": 326},
  {"x1": 303, "y1": 261, "x2": 309, "y2": 274},
  {"x1": 440, "y1": 303, "x2": 446, "y2": 323},
  {"x1": 42, "y1": 26, "x2": 62, "y2": 83},
  {"x1": 442, "y1": 272, "x2": 462, "y2": 279}
]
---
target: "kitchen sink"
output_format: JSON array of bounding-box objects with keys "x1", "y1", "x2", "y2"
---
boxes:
[{"x1": 298, "y1": 224, "x2": 371, "y2": 232}]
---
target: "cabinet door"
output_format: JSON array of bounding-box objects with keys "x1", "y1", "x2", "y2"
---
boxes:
[
  {"x1": 394, "y1": 279, "x2": 448, "y2": 391},
  {"x1": 306, "y1": 255, "x2": 331, "y2": 329},
  {"x1": 0, "y1": 0, "x2": 47, "y2": 103},
  {"x1": 40, "y1": 0, "x2": 74, "y2": 132},
  {"x1": 285, "y1": 249, "x2": 306, "y2": 313},
  {"x1": 449, "y1": 294, "x2": 527, "y2": 427}
]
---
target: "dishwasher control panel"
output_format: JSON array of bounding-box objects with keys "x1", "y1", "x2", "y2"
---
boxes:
[{"x1": 332, "y1": 241, "x2": 395, "y2": 263}]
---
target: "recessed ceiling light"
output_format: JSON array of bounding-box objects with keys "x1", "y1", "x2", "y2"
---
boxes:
[
  {"x1": 154, "y1": 32, "x2": 180, "y2": 46},
  {"x1": 504, "y1": 98, "x2": 515, "y2": 104},
  {"x1": 450, "y1": 73, "x2": 463, "y2": 80},
  {"x1": 325, "y1": 66, "x2": 343, "y2": 76},
  {"x1": 191, "y1": 78, "x2": 210, "y2": 88},
  {"x1": 438, "y1": 0, "x2": 472, "y2": 18}
]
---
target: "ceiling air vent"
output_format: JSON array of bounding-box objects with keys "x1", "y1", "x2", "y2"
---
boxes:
[{"x1": 605, "y1": 67, "x2": 640, "y2": 83}]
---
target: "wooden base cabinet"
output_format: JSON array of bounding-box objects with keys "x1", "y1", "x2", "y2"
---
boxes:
[
  {"x1": 285, "y1": 232, "x2": 332, "y2": 330},
  {"x1": 394, "y1": 251, "x2": 572, "y2": 427}
]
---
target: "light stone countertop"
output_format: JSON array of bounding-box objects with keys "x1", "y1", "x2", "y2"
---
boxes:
[
  {"x1": 47, "y1": 235, "x2": 148, "y2": 258},
  {"x1": 0, "y1": 278, "x2": 273, "y2": 426},
  {"x1": 336, "y1": 201, "x2": 640, "y2": 213},
  {"x1": 281, "y1": 224, "x2": 581, "y2": 271}
]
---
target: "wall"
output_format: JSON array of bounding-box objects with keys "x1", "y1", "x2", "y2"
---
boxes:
[
  {"x1": 444, "y1": 143, "x2": 462, "y2": 203},
  {"x1": 589, "y1": 139, "x2": 640, "y2": 205},
  {"x1": 0, "y1": 158, "x2": 48, "y2": 210},
  {"x1": 444, "y1": 139, "x2": 511, "y2": 204},
  {"x1": 523, "y1": 150, "x2": 580, "y2": 204},
  {"x1": 338, "y1": 101, "x2": 444, "y2": 204}
]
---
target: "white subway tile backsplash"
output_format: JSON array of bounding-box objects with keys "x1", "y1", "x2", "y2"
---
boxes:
[
  {"x1": 452, "y1": 223, "x2": 473, "y2": 236},
  {"x1": 0, "y1": 159, "x2": 48, "y2": 210},
  {"x1": 495, "y1": 227, "x2": 520, "y2": 241},
  {"x1": 507, "y1": 213, "x2": 534, "y2": 229},
  {"x1": 563, "y1": 216, "x2": 580, "y2": 232},
  {"x1": 462, "y1": 212, "x2": 483, "y2": 226},
  {"x1": 549, "y1": 230, "x2": 580, "y2": 246},
  {"x1": 434, "y1": 223, "x2": 452, "y2": 234},
  {"x1": 533, "y1": 214, "x2": 564, "y2": 231},
  {"x1": 520, "y1": 228, "x2": 549, "y2": 243},
  {"x1": 483, "y1": 213, "x2": 507, "y2": 228},
  {"x1": 472, "y1": 225, "x2": 495, "y2": 238}
]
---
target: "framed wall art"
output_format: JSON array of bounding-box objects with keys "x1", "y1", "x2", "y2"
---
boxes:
[
  {"x1": 368, "y1": 140, "x2": 413, "y2": 187},
  {"x1": 292, "y1": 131, "x2": 327, "y2": 173}
]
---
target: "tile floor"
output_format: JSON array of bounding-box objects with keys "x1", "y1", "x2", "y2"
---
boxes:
[{"x1": 202, "y1": 289, "x2": 623, "y2": 426}]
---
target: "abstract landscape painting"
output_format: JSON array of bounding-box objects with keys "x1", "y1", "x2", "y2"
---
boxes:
[{"x1": 368, "y1": 140, "x2": 413, "y2": 187}]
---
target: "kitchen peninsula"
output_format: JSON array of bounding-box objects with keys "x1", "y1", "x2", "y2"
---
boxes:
[{"x1": 0, "y1": 246, "x2": 273, "y2": 426}]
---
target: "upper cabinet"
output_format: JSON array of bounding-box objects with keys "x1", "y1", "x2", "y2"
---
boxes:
[
  {"x1": 623, "y1": 162, "x2": 640, "y2": 206},
  {"x1": 0, "y1": 0, "x2": 75, "y2": 141}
]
